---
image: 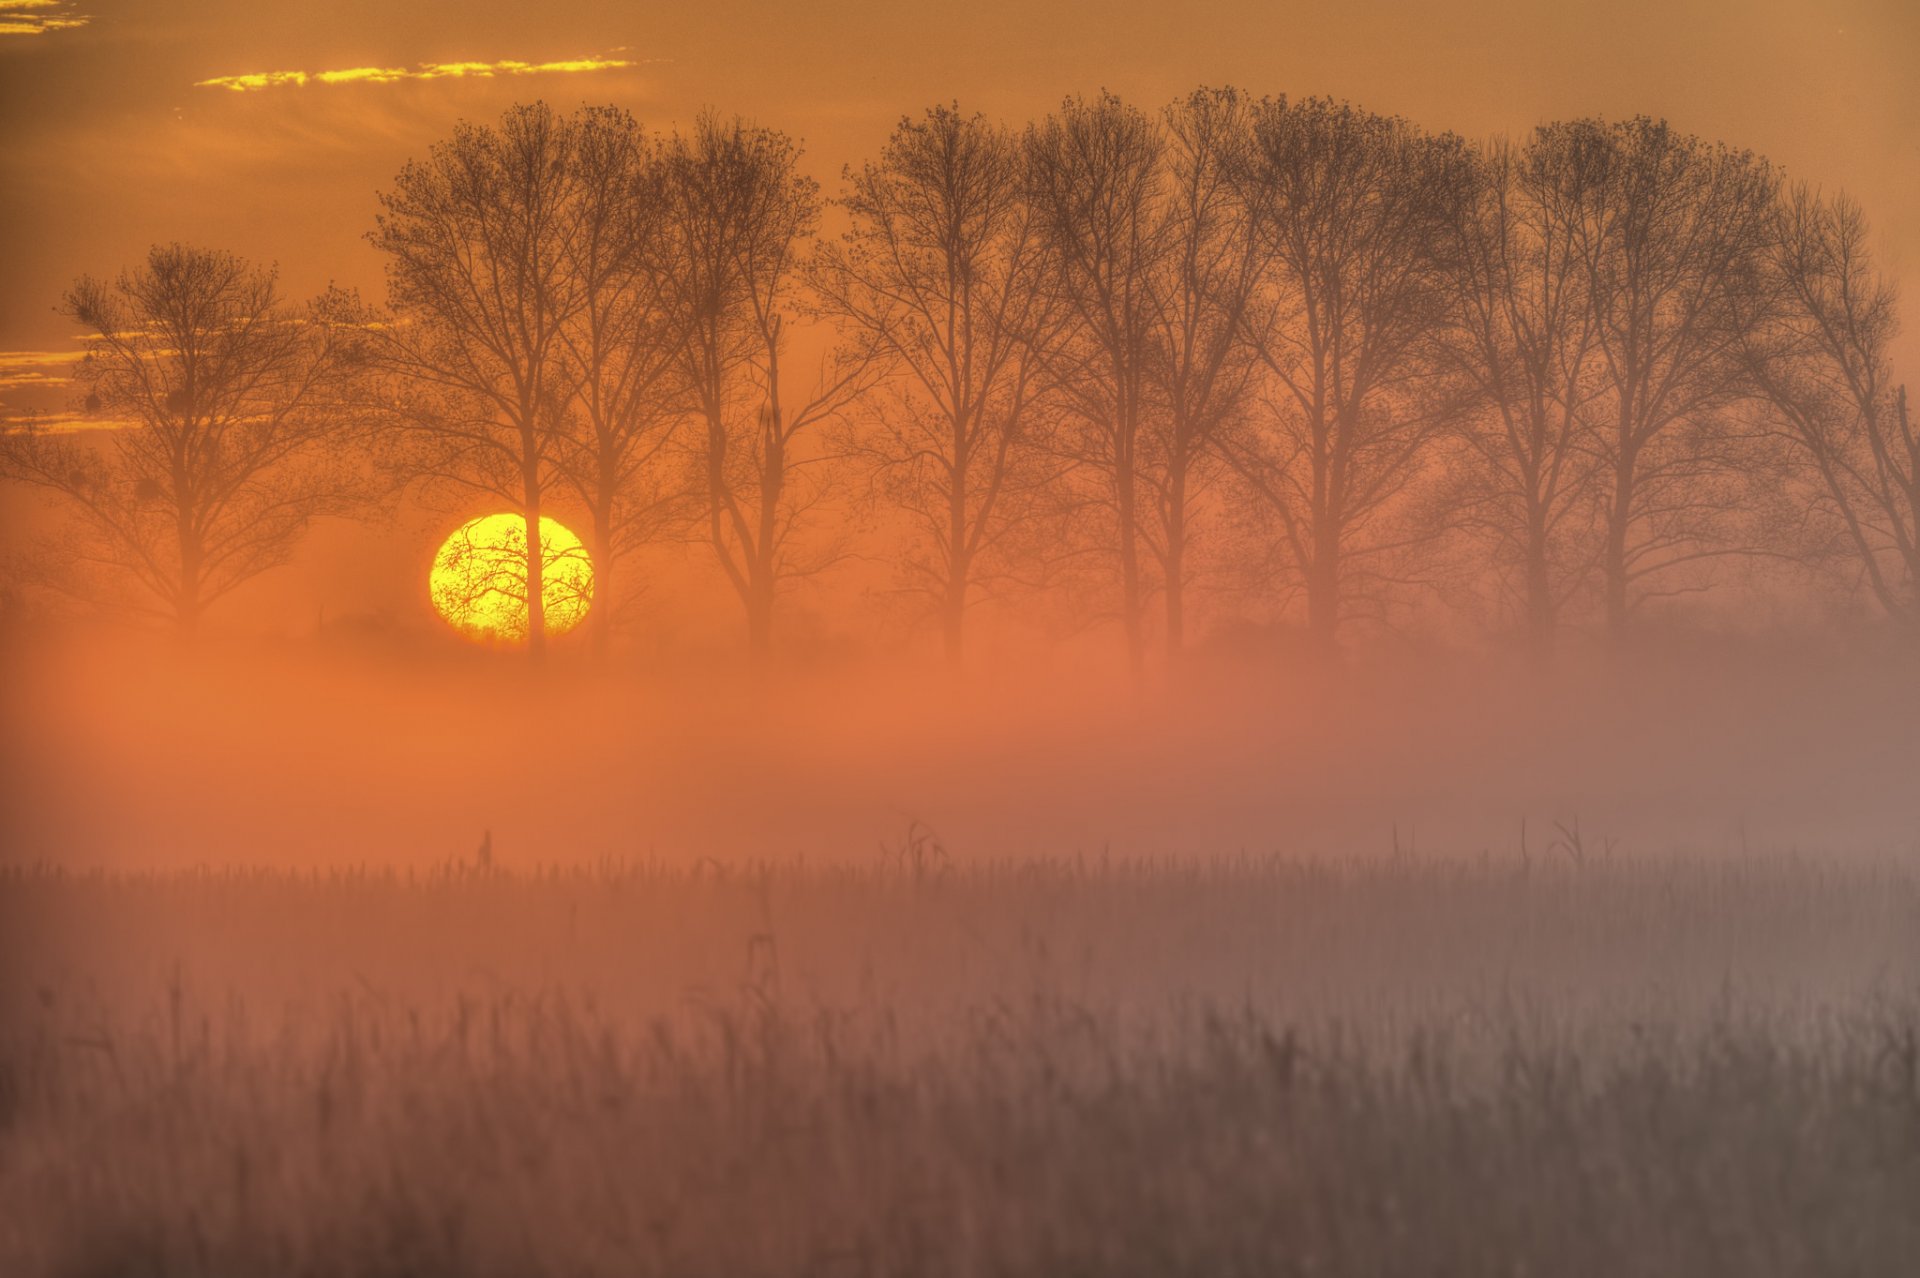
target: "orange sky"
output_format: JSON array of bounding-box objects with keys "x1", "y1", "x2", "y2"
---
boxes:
[{"x1": 1, "y1": 0, "x2": 1915, "y2": 420}]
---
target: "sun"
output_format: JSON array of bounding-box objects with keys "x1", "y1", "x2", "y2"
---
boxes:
[{"x1": 429, "y1": 513, "x2": 594, "y2": 643}]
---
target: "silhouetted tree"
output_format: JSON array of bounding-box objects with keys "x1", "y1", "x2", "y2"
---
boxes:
[
  {"x1": 1742, "y1": 187, "x2": 1918, "y2": 626},
  {"x1": 657, "y1": 116, "x2": 873, "y2": 659},
  {"x1": 810, "y1": 104, "x2": 1060, "y2": 666},
  {"x1": 1143, "y1": 87, "x2": 1265, "y2": 659},
  {"x1": 1223, "y1": 98, "x2": 1474, "y2": 653},
  {"x1": 553, "y1": 106, "x2": 689, "y2": 659},
  {"x1": 0, "y1": 245, "x2": 367, "y2": 632},
  {"x1": 24, "y1": 90, "x2": 1900, "y2": 666},
  {"x1": 1025, "y1": 92, "x2": 1167, "y2": 678},
  {"x1": 370, "y1": 102, "x2": 586, "y2": 659},
  {"x1": 1545, "y1": 118, "x2": 1778, "y2": 639},
  {"x1": 1439, "y1": 136, "x2": 1608, "y2": 658}
]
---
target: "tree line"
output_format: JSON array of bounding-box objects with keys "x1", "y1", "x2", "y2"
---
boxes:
[{"x1": 5, "y1": 90, "x2": 1914, "y2": 666}]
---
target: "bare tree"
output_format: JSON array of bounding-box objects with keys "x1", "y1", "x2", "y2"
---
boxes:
[
  {"x1": 0, "y1": 245, "x2": 367, "y2": 632},
  {"x1": 1742, "y1": 186, "x2": 1918, "y2": 626},
  {"x1": 1143, "y1": 86, "x2": 1264, "y2": 659},
  {"x1": 657, "y1": 115, "x2": 873, "y2": 659},
  {"x1": 810, "y1": 104, "x2": 1059, "y2": 666},
  {"x1": 1439, "y1": 136, "x2": 1607, "y2": 658},
  {"x1": 1024, "y1": 92, "x2": 1167, "y2": 678},
  {"x1": 1223, "y1": 97, "x2": 1474, "y2": 654},
  {"x1": 552, "y1": 106, "x2": 688, "y2": 658},
  {"x1": 1544, "y1": 117, "x2": 1778, "y2": 639},
  {"x1": 369, "y1": 102, "x2": 586, "y2": 658}
]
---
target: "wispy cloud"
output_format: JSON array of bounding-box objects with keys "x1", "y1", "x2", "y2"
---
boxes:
[
  {"x1": 0, "y1": 0, "x2": 88, "y2": 37},
  {"x1": 0, "y1": 371, "x2": 72, "y2": 389},
  {"x1": 0, "y1": 349, "x2": 83, "y2": 388},
  {"x1": 196, "y1": 55, "x2": 644, "y2": 94},
  {"x1": 0, "y1": 412, "x2": 116, "y2": 434},
  {"x1": 0, "y1": 350, "x2": 95, "y2": 433}
]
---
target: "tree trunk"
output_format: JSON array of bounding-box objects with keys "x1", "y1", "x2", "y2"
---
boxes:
[
  {"x1": 946, "y1": 437, "x2": 970, "y2": 668},
  {"x1": 1524, "y1": 506, "x2": 1554, "y2": 663},
  {"x1": 1116, "y1": 444, "x2": 1145, "y2": 681},
  {"x1": 749, "y1": 375, "x2": 785, "y2": 665},
  {"x1": 942, "y1": 562, "x2": 968, "y2": 669},
  {"x1": 173, "y1": 457, "x2": 201, "y2": 636},
  {"x1": 590, "y1": 500, "x2": 615, "y2": 664},
  {"x1": 175, "y1": 523, "x2": 202, "y2": 637},
  {"x1": 1164, "y1": 453, "x2": 1189, "y2": 662},
  {"x1": 1603, "y1": 447, "x2": 1635, "y2": 643},
  {"x1": 1306, "y1": 527, "x2": 1340, "y2": 658},
  {"x1": 523, "y1": 472, "x2": 547, "y2": 662}
]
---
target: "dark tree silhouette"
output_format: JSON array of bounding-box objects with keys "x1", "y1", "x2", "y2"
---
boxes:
[
  {"x1": 369, "y1": 101, "x2": 587, "y2": 659},
  {"x1": 656, "y1": 115, "x2": 874, "y2": 659},
  {"x1": 21, "y1": 89, "x2": 1912, "y2": 664},
  {"x1": 810, "y1": 104, "x2": 1061, "y2": 666},
  {"x1": 1223, "y1": 98, "x2": 1475, "y2": 654},
  {"x1": 1024, "y1": 92, "x2": 1167, "y2": 678},
  {"x1": 1543, "y1": 118, "x2": 1778, "y2": 639},
  {"x1": 1439, "y1": 136, "x2": 1608, "y2": 658},
  {"x1": 0, "y1": 245, "x2": 367, "y2": 632},
  {"x1": 552, "y1": 106, "x2": 689, "y2": 659},
  {"x1": 1142, "y1": 86, "x2": 1265, "y2": 660},
  {"x1": 1742, "y1": 187, "x2": 1918, "y2": 626}
]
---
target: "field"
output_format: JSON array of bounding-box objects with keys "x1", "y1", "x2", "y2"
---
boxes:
[{"x1": 3, "y1": 852, "x2": 1918, "y2": 1276}]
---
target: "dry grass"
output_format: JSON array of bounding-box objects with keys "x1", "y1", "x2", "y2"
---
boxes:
[{"x1": 3, "y1": 853, "x2": 1918, "y2": 1276}]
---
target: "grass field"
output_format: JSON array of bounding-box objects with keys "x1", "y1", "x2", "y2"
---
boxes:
[{"x1": 3, "y1": 852, "x2": 1918, "y2": 1276}]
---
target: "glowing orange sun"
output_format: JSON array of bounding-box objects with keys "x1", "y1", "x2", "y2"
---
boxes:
[{"x1": 429, "y1": 513, "x2": 594, "y2": 642}]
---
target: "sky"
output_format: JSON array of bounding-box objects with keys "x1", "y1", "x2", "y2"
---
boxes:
[{"x1": 0, "y1": 0, "x2": 1915, "y2": 427}]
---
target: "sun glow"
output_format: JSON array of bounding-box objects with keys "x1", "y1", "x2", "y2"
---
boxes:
[{"x1": 429, "y1": 513, "x2": 593, "y2": 643}]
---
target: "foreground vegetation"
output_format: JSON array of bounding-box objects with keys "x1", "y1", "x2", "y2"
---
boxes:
[{"x1": 3, "y1": 853, "x2": 1918, "y2": 1275}]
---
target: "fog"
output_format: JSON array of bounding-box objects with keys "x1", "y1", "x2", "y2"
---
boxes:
[{"x1": 7, "y1": 617, "x2": 1915, "y2": 872}]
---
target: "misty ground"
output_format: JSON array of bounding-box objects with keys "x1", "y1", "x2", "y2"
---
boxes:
[
  {"x1": 4, "y1": 626, "x2": 1920, "y2": 1274},
  {"x1": 5, "y1": 623, "x2": 1920, "y2": 872},
  {"x1": 2, "y1": 855, "x2": 1917, "y2": 1276}
]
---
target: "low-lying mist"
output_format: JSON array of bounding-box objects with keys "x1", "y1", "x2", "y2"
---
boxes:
[{"x1": 5, "y1": 622, "x2": 1916, "y2": 870}]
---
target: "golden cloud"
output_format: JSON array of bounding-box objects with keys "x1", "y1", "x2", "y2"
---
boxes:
[
  {"x1": 0, "y1": 0, "x2": 87, "y2": 36},
  {"x1": 0, "y1": 349, "x2": 83, "y2": 379},
  {"x1": 0, "y1": 350, "x2": 88, "y2": 432},
  {"x1": 0, "y1": 412, "x2": 118, "y2": 435},
  {"x1": 196, "y1": 55, "x2": 641, "y2": 93},
  {"x1": 0, "y1": 372, "x2": 70, "y2": 389}
]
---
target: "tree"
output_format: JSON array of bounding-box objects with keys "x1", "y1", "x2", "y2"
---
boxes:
[
  {"x1": 1546, "y1": 118, "x2": 1778, "y2": 639},
  {"x1": 1223, "y1": 97, "x2": 1474, "y2": 654},
  {"x1": 1024, "y1": 92, "x2": 1168, "y2": 678},
  {"x1": 810, "y1": 104, "x2": 1059, "y2": 666},
  {"x1": 552, "y1": 106, "x2": 688, "y2": 659},
  {"x1": 0, "y1": 245, "x2": 367, "y2": 632},
  {"x1": 1142, "y1": 86, "x2": 1264, "y2": 659},
  {"x1": 1439, "y1": 136, "x2": 1607, "y2": 658},
  {"x1": 657, "y1": 115, "x2": 873, "y2": 659},
  {"x1": 1742, "y1": 186, "x2": 1918, "y2": 627},
  {"x1": 370, "y1": 101, "x2": 586, "y2": 659}
]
